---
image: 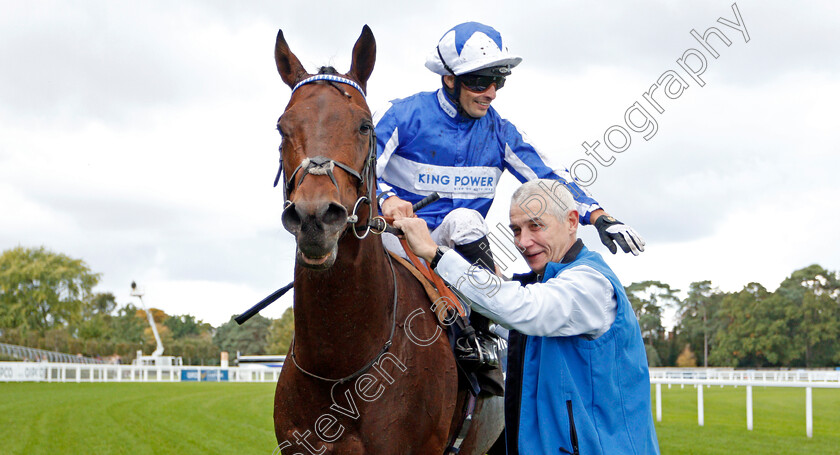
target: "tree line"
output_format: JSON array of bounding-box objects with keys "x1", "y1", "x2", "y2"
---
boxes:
[
  {"x1": 0, "y1": 246, "x2": 293, "y2": 365},
  {"x1": 628, "y1": 264, "x2": 840, "y2": 368},
  {"x1": 2, "y1": 246, "x2": 839, "y2": 368}
]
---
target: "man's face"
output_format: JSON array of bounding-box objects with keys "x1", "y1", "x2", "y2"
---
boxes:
[
  {"x1": 443, "y1": 75, "x2": 497, "y2": 118},
  {"x1": 509, "y1": 205, "x2": 578, "y2": 275}
]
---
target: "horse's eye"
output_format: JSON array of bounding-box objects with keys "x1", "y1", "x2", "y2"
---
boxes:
[{"x1": 359, "y1": 122, "x2": 372, "y2": 135}]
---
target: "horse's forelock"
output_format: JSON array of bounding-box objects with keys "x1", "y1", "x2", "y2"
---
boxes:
[
  {"x1": 288, "y1": 67, "x2": 337, "y2": 87},
  {"x1": 317, "y1": 66, "x2": 339, "y2": 75},
  {"x1": 317, "y1": 66, "x2": 362, "y2": 86}
]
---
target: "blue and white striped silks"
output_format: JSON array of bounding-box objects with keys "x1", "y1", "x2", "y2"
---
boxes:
[{"x1": 373, "y1": 88, "x2": 601, "y2": 230}]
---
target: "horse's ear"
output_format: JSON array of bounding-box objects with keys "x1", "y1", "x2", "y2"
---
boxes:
[
  {"x1": 348, "y1": 25, "x2": 376, "y2": 93},
  {"x1": 275, "y1": 29, "x2": 308, "y2": 88}
]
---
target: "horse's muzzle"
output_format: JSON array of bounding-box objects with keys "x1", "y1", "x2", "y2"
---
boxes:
[{"x1": 282, "y1": 200, "x2": 348, "y2": 269}]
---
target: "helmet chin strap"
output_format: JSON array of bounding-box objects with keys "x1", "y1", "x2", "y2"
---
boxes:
[
  {"x1": 442, "y1": 76, "x2": 481, "y2": 120},
  {"x1": 437, "y1": 45, "x2": 481, "y2": 120}
]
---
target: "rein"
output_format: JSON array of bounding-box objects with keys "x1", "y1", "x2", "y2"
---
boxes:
[
  {"x1": 235, "y1": 194, "x2": 442, "y2": 325},
  {"x1": 288, "y1": 245, "x2": 399, "y2": 385}
]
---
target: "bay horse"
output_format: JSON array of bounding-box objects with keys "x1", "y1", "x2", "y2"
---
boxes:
[{"x1": 271, "y1": 26, "x2": 504, "y2": 454}]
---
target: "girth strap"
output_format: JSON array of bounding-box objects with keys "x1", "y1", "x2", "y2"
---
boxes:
[{"x1": 446, "y1": 390, "x2": 478, "y2": 454}]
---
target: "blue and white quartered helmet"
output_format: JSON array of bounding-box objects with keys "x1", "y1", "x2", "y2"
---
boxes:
[{"x1": 425, "y1": 22, "x2": 522, "y2": 76}]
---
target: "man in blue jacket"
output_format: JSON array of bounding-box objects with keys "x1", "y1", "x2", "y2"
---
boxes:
[
  {"x1": 395, "y1": 179, "x2": 660, "y2": 454},
  {"x1": 375, "y1": 22, "x2": 645, "y2": 372}
]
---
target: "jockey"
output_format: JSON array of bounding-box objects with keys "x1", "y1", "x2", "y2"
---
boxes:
[{"x1": 374, "y1": 22, "x2": 644, "y2": 379}]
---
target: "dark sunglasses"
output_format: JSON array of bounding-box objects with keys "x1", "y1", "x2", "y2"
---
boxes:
[{"x1": 459, "y1": 74, "x2": 506, "y2": 92}]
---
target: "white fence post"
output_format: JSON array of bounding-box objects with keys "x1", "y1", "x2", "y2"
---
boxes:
[
  {"x1": 697, "y1": 384, "x2": 704, "y2": 426},
  {"x1": 746, "y1": 385, "x2": 753, "y2": 431},
  {"x1": 643, "y1": 369, "x2": 840, "y2": 438},
  {"x1": 747, "y1": 385, "x2": 752, "y2": 431},
  {"x1": 806, "y1": 387, "x2": 813, "y2": 438},
  {"x1": 656, "y1": 383, "x2": 662, "y2": 422}
]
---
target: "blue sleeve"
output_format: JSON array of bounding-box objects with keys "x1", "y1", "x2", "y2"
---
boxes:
[
  {"x1": 373, "y1": 101, "x2": 398, "y2": 201},
  {"x1": 500, "y1": 119, "x2": 602, "y2": 225}
]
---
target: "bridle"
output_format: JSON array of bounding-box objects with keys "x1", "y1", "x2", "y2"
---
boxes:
[
  {"x1": 273, "y1": 74, "x2": 386, "y2": 239},
  {"x1": 276, "y1": 74, "x2": 399, "y2": 386}
]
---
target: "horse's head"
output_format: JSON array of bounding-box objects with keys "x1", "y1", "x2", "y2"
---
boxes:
[{"x1": 274, "y1": 26, "x2": 377, "y2": 270}]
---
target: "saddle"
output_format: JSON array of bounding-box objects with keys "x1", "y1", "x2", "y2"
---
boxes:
[{"x1": 388, "y1": 247, "x2": 505, "y2": 397}]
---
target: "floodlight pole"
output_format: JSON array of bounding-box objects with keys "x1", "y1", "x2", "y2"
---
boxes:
[{"x1": 131, "y1": 281, "x2": 164, "y2": 357}]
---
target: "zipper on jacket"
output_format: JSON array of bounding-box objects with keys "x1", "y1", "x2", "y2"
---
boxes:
[
  {"x1": 559, "y1": 400, "x2": 580, "y2": 455},
  {"x1": 509, "y1": 333, "x2": 527, "y2": 455}
]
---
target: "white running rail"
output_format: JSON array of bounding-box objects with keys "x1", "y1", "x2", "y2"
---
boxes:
[
  {"x1": 4, "y1": 363, "x2": 838, "y2": 438},
  {"x1": 649, "y1": 368, "x2": 840, "y2": 438},
  {"x1": 0, "y1": 361, "x2": 281, "y2": 384}
]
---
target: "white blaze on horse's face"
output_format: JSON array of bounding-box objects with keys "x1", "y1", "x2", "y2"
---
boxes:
[{"x1": 274, "y1": 27, "x2": 376, "y2": 270}]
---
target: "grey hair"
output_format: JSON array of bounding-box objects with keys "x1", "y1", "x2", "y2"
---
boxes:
[{"x1": 511, "y1": 179, "x2": 577, "y2": 223}]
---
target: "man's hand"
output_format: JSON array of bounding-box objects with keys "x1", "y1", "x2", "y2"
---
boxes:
[
  {"x1": 392, "y1": 217, "x2": 438, "y2": 262},
  {"x1": 381, "y1": 195, "x2": 414, "y2": 220},
  {"x1": 593, "y1": 216, "x2": 645, "y2": 256}
]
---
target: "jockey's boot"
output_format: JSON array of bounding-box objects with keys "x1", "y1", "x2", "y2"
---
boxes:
[{"x1": 453, "y1": 236, "x2": 506, "y2": 396}]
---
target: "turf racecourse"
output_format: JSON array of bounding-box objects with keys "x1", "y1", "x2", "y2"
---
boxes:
[
  {"x1": 1, "y1": 383, "x2": 839, "y2": 454},
  {"x1": 0, "y1": 382, "x2": 278, "y2": 454}
]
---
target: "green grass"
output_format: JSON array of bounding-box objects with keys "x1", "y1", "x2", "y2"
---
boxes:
[
  {"x1": 1, "y1": 382, "x2": 839, "y2": 454},
  {"x1": 653, "y1": 385, "x2": 840, "y2": 455},
  {"x1": 0, "y1": 382, "x2": 278, "y2": 455}
]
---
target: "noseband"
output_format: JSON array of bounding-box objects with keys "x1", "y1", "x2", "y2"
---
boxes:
[{"x1": 274, "y1": 74, "x2": 385, "y2": 239}]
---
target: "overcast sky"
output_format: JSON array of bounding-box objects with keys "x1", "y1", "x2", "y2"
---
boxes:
[{"x1": 1, "y1": 0, "x2": 838, "y2": 328}]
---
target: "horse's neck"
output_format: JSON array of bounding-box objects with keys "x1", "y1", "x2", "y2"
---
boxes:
[{"x1": 292, "y1": 236, "x2": 395, "y2": 374}]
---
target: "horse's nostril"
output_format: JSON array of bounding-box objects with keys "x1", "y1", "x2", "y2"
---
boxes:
[
  {"x1": 322, "y1": 202, "x2": 348, "y2": 226},
  {"x1": 282, "y1": 203, "x2": 302, "y2": 232},
  {"x1": 282, "y1": 201, "x2": 347, "y2": 234}
]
